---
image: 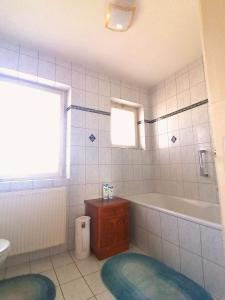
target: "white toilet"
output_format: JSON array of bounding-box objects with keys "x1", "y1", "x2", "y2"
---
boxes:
[{"x1": 0, "y1": 239, "x2": 10, "y2": 266}]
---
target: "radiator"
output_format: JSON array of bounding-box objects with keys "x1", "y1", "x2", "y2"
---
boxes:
[{"x1": 0, "y1": 187, "x2": 67, "y2": 256}]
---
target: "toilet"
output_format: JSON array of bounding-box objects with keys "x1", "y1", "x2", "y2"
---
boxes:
[{"x1": 0, "y1": 239, "x2": 10, "y2": 266}]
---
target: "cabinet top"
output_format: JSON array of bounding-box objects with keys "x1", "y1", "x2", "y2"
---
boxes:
[{"x1": 84, "y1": 197, "x2": 129, "y2": 208}]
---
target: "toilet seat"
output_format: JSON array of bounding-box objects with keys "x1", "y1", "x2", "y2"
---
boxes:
[{"x1": 0, "y1": 239, "x2": 10, "y2": 256}]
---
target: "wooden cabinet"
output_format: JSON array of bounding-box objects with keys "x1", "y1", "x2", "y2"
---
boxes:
[{"x1": 85, "y1": 197, "x2": 129, "y2": 260}]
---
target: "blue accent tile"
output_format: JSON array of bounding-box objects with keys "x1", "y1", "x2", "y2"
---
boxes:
[
  {"x1": 89, "y1": 134, "x2": 96, "y2": 142},
  {"x1": 171, "y1": 136, "x2": 177, "y2": 143}
]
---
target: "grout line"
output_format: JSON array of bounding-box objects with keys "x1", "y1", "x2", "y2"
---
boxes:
[{"x1": 49, "y1": 255, "x2": 66, "y2": 300}]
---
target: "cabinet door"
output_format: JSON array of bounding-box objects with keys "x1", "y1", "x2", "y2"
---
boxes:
[
  {"x1": 115, "y1": 215, "x2": 129, "y2": 244},
  {"x1": 100, "y1": 214, "x2": 129, "y2": 248}
]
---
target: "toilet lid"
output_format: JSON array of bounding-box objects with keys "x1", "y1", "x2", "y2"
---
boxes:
[{"x1": 0, "y1": 239, "x2": 10, "y2": 253}]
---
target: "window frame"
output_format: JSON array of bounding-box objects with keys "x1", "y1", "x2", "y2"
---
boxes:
[
  {"x1": 0, "y1": 75, "x2": 67, "y2": 181},
  {"x1": 110, "y1": 101, "x2": 139, "y2": 148}
]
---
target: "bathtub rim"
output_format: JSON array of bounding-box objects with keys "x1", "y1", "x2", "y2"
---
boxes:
[{"x1": 122, "y1": 193, "x2": 223, "y2": 230}]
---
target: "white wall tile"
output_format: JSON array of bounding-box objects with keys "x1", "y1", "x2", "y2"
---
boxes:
[
  {"x1": 38, "y1": 60, "x2": 55, "y2": 81},
  {"x1": 201, "y1": 226, "x2": 225, "y2": 267},
  {"x1": 71, "y1": 110, "x2": 85, "y2": 128},
  {"x1": 86, "y1": 75, "x2": 98, "y2": 93},
  {"x1": 71, "y1": 146, "x2": 85, "y2": 165},
  {"x1": 99, "y1": 165, "x2": 111, "y2": 182},
  {"x1": 190, "y1": 82, "x2": 207, "y2": 104},
  {"x1": 99, "y1": 130, "x2": 111, "y2": 148},
  {"x1": 19, "y1": 54, "x2": 38, "y2": 76},
  {"x1": 71, "y1": 128, "x2": 85, "y2": 146},
  {"x1": 146, "y1": 208, "x2": 161, "y2": 236},
  {"x1": 99, "y1": 95, "x2": 110, "y2": 112},
  {"x1": 176, "y1": 72, "x2": 189, "y2": 93},
  {"x1": 85, "y1": 91, "x2": 98, "y2": 109},
  {"x1": 146, "y1": 232, "x2": 162, "y2": 261},
  {"x1": 203, "y1": 259, "x2": 225, "y2": 300},
  {"x1": 178, "y1": 219, "x2": 201, "y2": 255},
  {"x1": 71, "y1": 88, "x2": 85, "y2": 106},
  {"x1": 110, "y1": 82, "x2": 120, "y2": 98},
  {"x1": 71, "y1": 166, "x2": 85, "y2": 184},
  {"x1": 180, "y1": 249, "x2": 204, "y2": 286},
  {"x1": 85, "y1": 165, "x2": 99, "y2": 183},
  {"x1": 99, "y1": 80, "x2": 110, "y2": 96},
  {"x1": 72, "y1": 70, "x2": 85, "y2": 90},
  {"x1": 85, "y1": 112, "x2": 99, "y2": 129},
  {"x1": 178, "y1": 110, "x2": 192, "y2": 129},
  {"x1": 111, "y1": 165, "x2": 123, "y2": 181},
  {"x1": 166, "y1": 96, "x2": 177, "y2": 114},
  {"x1": 99, "y1": 115, "x2": 110, "y2": 131},
  {"x1": 56, "y1": 65, "x2": 71, "y2": 85},
  {"x1": 85, "y1": 147, "x2": 99, "y2": 165},
  {"x1": 177, "y1": 90, "x2": 191, "y2": 109},
  {"x1": 85, "y1": 183, "x2": 100, "y2": 200},
  {"x1": 189, "y1": 64, "x2": 205, "y2": 87},
  {"x1": 160, "y1": 213, "x2": 179, "y2": 245},
  {"x1": 183, "y1": 182, "x2": 199, "y2": 200},
  {"x1": 162, "y1": 240, "x2": 180, "y2": 272},
  {"x1": 179, "y1": 128, "x2": 194, "y2": 146},
  {"x1": 99, "y1": 148, "x2": 111, "y2": 165},
  {"x1": 199, "y1": 183, "x2": 218, "y2": 203},
  {"x1": 0, "y1": 48, "x2": 18, "y2": 70},
  {"x1": 165, "y1": 78, "x2": 176, "y2": 99}
]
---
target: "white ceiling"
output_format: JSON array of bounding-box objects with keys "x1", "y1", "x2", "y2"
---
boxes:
[{"x1": 0, "y1": 0, "x2": 202, "y2": 88}]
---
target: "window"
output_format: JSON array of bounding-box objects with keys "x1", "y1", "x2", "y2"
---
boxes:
[
  {"x1": 0, "y1": 77, "x2": 65, "y2": 180},
  {"x1": 111, "y1": 102, "x2": 138, "y2": 147}
]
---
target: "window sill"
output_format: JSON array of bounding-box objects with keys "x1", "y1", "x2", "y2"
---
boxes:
[{"x1": 0, "y1": 178, "x2": 70, "y2": 193}]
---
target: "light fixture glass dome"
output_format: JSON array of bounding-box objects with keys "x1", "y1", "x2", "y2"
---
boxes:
[{"x1": 105, "y1": 3, "x2": 136, "y2": 32}]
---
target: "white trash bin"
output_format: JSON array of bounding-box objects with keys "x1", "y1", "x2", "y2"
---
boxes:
[{"x1": 75, "y1": 216, "x2": 91, "y2": 260}]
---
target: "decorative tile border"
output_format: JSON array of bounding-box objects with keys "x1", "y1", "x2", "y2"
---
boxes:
[
  {"x1": 67, "y1": 99, "x2": 208, "y2": 124},
  {"x1": 143, "y1": 99, "x2": 208, "y2": 124},
  {"x1": 66, "y1": 105, "x2": 110, "y2": 116}
]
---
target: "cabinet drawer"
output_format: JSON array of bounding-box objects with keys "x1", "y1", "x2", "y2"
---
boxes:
[{"x1": 101, "y1": 205, "x2": 128, "y2": 218}]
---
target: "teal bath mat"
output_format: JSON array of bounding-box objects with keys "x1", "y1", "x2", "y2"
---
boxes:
[
  {"x1": 0, "y1": 274, "x2": 56, "y2": 300},
  {"x1": 101, "y1": 253, "x2": 212, "y2": 300}
]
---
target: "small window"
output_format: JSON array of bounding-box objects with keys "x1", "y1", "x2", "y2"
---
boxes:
[
  {"x1": 111, "y1": 102, "x2": 138, "y2": 147},
  {"x1": 0, "y1": 77, "x2": 65, "y2": 180}
]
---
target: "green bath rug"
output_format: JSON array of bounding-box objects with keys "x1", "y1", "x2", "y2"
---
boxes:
[
  {"x1": 0, "y1": 274, "x2": 56, "y2": 300},
  {"x1": 101, "y1": 253, "x2": 213, "y2": 300}
]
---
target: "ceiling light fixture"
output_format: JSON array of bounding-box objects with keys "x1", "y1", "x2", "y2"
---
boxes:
[{"x1": 105, "y1": 2, "x2": 136, "y2": 32}]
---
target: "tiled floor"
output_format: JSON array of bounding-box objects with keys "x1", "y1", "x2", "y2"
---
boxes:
[{"x1": 0, "y1": 245, "x2": 143, "y2": 300}]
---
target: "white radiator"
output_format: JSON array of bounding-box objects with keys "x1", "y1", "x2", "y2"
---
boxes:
[{"x1": 0, "y1": 187, "x2": 67, "y2": 256}]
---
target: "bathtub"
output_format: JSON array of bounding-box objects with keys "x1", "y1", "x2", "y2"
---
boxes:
[
  {"x1": 124, "y1": 193, "x2": 222, "y2": 229},
  {"x1": 124, "y1": 193, "x2": 225, "y2": 299}
]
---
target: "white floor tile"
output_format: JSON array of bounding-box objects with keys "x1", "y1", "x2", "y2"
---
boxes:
[
  {"x1": 51, "y1": 252, "x2": 73, "y2": 268},
  {"x1": 75, "y1": 255, "x2": 101, "y2": 276},
  {"x1": 6, "y1": 262, "x2": 30, "y2": 278},
  {"x1": 55, "y1": 263, "x2": 81, "y2": 284},
  {"x1": 41, "y1": 269, "x2": 59, "y2": 287},
  {"x1": 61, "y1": 277, "x2": 93, "y2": 300},
  {"x1": 95, "y1": 291, "x2": 116, "y2": 300},
  {"x1": 56, "y1": 287, "x2": 64, "y2": 300},
  {"x1": 84, "y1": 271, "x2": 106, "y2": 295},
  {"x1": 30, "y1": 257, "x2": 53, "y2": 273}
]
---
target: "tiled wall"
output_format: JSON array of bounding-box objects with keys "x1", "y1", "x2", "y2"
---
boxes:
[
  {"x1": 0, "y1": 38, "x2": 152, "y2": 254},
  {"x1": 0, "y1": 38, "x2": 221, "y2": 279},
  {"x1": 148, "y1": 58, "x2": 218, "y2": 203},
  {"x1": 130, "y1": 203, "x2": 225, "y2": 299}
]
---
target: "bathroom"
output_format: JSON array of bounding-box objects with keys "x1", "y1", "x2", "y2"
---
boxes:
[{"x1": 0, "y1": 0, "x2": 224, "y2": 299}]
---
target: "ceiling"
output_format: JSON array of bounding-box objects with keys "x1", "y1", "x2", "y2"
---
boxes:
[{"x1": 0, "y1": 0, "x2": 202, "y2": 88}]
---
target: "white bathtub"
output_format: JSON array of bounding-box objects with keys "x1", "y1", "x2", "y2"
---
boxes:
[
  {"x1": 125, "y1": 193, "x2": 225, "y2": 298},
  {"x1": 124, "y1": 193, "x2": 222, "y2": 229}
]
